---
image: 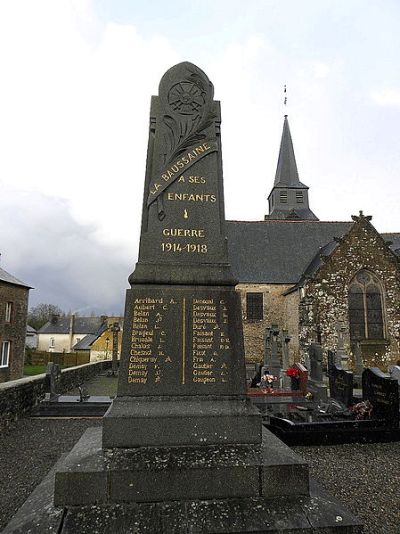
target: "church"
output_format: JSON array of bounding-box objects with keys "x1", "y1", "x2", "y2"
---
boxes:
[{"x1": 226, "y1": 116, "x2": 400, "y2": 370}]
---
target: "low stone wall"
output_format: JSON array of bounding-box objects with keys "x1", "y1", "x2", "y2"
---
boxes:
[{"x1": 0, "y1": 360, "x2": 112, "y2": 428}]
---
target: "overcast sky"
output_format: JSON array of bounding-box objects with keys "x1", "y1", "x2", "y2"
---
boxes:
[{"x1": 1, "y1": 0, "x2": 399, "y2": 314}]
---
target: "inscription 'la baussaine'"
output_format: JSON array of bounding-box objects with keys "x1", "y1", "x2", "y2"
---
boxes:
[{"x1": 147, "y1": 141, "x2": 217, "y2": 205}]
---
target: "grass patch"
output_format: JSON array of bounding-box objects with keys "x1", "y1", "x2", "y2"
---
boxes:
[
  {"x1": 23, "y1": 364, "x2": 67, "y2": 376},
  {"x1": 23, "y1": 364, "x2": 48, "y2": 376}
]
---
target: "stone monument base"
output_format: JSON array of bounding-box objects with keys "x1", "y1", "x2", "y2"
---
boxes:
[
  {"x1": 103, "y1": 395, "x2": 261, "y2": 447},
  {"x1": 4, "y1": 427, "x2": 362, "y2": 533}
]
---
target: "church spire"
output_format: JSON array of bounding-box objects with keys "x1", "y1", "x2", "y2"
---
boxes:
[{"x1": 265, "y1": 115, "x2": 318, "y2": 221}]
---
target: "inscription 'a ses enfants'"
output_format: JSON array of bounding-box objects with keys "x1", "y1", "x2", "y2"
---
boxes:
[{"x1": 148, "y1": 142, "x2": 216, "y2": 202}]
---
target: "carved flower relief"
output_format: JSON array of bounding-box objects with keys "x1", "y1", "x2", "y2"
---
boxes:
[{"x1": 168, "y1": 81, "x2": 205, "y2": 116}]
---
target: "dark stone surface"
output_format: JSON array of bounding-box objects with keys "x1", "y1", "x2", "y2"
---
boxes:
[
  {"x1": 103, "y1": 396, "x2": 261, "y2": 447},
  {"x1": 56, "y1": 427, "x2": 309, "y2": 505},
  {"x1": 130, "y1": 62, "x2": 234, "y2": 287},
  {"x1": 362, "y1": 367, "x2": 399, "y2": 426},
  {"x1": 117, "y1": 285, "x2": 246, "y2": 397},
  {"x1": 329, "y1": 365, "x2": 354, "y2": 406},
  {"x1": 4, "y1": 424, "x2": 362, "y2": 533}
]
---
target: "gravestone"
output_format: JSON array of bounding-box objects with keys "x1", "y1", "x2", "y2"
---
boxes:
[
  {"x1": 307, "y1": 343, "x2": 328, "y2": 401},
  {"x1": 263, "y1": 325, "x2": 281, "y2": 383},
  {"x1": 329, "y1": 364, "x2": 354, "y2": 407},
  {"x1": 390, "y1": 365, "x2": 400, "y2": 387},
  {"x1": 6, "y1": 62, "x2": 361, "y2": 533},
  {"x1": 353, "y1": 341, "x2": 364, "y2": 383},
  {"x1": 327, "y1": 350, "x2": 336, "y2": 376},
  {"x1": 335, "y1": 319, "x2": 348, "y2": 367},
  {"x1": 45, "y1": 362, "x2": 61, "y2": 401},
  {"x1": 281, "y1": 329, "x2": 291, "y2": 388},
  {"x1": 362, "y1": 367, "x2": 399, "y2": 427}
]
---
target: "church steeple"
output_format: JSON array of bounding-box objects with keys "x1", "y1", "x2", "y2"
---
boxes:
[{"x1": 265, "y1": 116, "x2": 318, "y2": 221}]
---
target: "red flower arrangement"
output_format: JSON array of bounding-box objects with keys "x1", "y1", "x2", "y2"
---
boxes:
[{"x1": 286, "y1": 367, "x2": 301, "y2": 378}]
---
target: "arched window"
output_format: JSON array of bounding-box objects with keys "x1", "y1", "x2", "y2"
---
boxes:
[{"x1": 348, "y1": 270, "x2": 384, "y2": 341}]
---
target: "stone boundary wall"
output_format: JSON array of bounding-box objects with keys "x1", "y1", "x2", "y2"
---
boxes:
[{"x1": 0, "y1": 360, "x2": 112, "y2": 428}]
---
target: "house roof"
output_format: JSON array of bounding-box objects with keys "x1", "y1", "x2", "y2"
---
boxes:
[
  {"x1": 26, "y1": 325, "x2": 37, "y2": 334},
  {"x1": 38, "y1": 316, "x2": 105, "y2": 335},
  {"x1": 73, "y1": 334, "x2": 98, "y2": 350},
  {"x1": 0, "y1": 267, "x2": 32, "y2": 289},
  {"x1": 226, "y1": 220, "x2": 353, "y2": 284},
  {"x1": 73, "y1": 322, "x2": 109, "y2": 350}
]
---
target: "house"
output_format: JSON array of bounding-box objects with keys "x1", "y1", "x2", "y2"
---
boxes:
[
  {"x1": 226, "y1": 116, "x2": 400, "y2": 370},
  {"x1": 73, "y1": 316, "x2": 123, "y2": 362},
  {"x1": 37, "y1": 315, "x2": 107, "y2": 353},
  {"x1": 0, "y1": 263, "x2": 32, "y2": 383}
]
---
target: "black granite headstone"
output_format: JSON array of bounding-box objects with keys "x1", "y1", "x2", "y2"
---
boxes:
[
  {"x1": 329, "y1": 364, "x2": 353, "y2": 407},
  {"x1": 362, "y1": 367, "x2": 399, "y2": 426}
]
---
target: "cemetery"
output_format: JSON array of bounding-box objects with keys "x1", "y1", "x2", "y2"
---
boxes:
[{"x1": 2, "y1": 62, "x2": 400, "y2": 533}]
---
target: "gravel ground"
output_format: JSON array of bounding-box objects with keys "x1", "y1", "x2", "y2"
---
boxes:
[
  {"x1": 0, "y1": 417, "x2": 399, "y2": 533},
  {"x1": 0, "y1": 418, "x2": 102, "y2": 531},
  {"x1": 294, "y1": 442, "x2": 400, "y2": 534}
]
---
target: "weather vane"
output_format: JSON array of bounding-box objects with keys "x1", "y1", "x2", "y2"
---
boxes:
[{"x1": 284, "y1": 84, "x2": 287, "y2": 107}]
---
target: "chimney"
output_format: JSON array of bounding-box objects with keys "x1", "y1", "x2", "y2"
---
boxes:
[
  {"x1": 51, "y1": 314, "x2": 59, "y2": 325},
  {"x1": 69, "y1": 314, "x2": 75, "y2": 352}
]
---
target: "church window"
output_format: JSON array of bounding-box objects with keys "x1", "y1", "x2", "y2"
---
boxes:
[
  {"x1": 348, "y1": 270, "x2": 384, "y2": 341},
  {"x1": 280, "y1": 191, "x2": 288, "y2": 203},
  {"x1": 296, "y1": 191, "x2": 303, "y2": 203},
  {"x1": 246, "y1": 293, "x2": 263, "y2": 321}
]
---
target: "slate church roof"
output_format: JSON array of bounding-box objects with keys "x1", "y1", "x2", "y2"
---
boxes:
[
  {"x1": 226, "y1": 221, "x2": 400, "y2": 286},
  {"x1": 226, "y1": 220, "x2": 352, "y2": 284}
]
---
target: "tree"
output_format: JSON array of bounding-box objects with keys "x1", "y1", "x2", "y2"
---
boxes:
[{"x1": 27, "y1": 303, "x2": 64, "y2": 331}]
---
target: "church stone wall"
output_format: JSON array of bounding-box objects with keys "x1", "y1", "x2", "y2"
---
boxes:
[
  {"x1": 284, "y1": 290, "x2": 300, "y2": 362},
  {"x1": 299, "y1": 217, "x2": 400, "y2": 370},
  {"x1": 236, "y1": 283, "x2": 293, "y2": 363}
]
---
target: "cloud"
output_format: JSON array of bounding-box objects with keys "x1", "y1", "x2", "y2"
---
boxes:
[
  {"x1": 370, "y1": 88, "x2": 400, "y2": 108},
  {"x1": 0, "y1": 187, "x2": 132, "y2": 313}
]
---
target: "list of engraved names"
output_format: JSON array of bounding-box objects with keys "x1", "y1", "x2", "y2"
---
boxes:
[{"x1": 128, "y1": 294, "x2": 231, "y2": 388}]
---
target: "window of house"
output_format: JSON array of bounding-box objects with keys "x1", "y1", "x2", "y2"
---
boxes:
[
  {"x1": 5, "y1": 302, "x2": 12, "y2": 323},
  {"x1": 246, "y1": 293, "x2": 263, "y2": 321},
  {"x1": 348, "y1": 270, "x2": 384, "y2": 341},
  {"x1": 280, "y1": 191, "x2": 288, "y2": 203},
  {"x1": 49, "y1": 337, "x2": 55, "y2": 348},
  {"x1": 1, "y1": 341, "x2": 10, "y2": 367},
  {"x1": 296, "y1": 191, "x2": 303, "y2": 203}
]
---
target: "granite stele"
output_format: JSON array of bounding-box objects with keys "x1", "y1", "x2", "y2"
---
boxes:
[{"x1": 4, "y1": 62, "x2": 363, "y2": 533}]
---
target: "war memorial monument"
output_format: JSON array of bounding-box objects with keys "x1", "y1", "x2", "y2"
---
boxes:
[{"x1": 4, "y1": 63, "x2": 362, "y2": 533}]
